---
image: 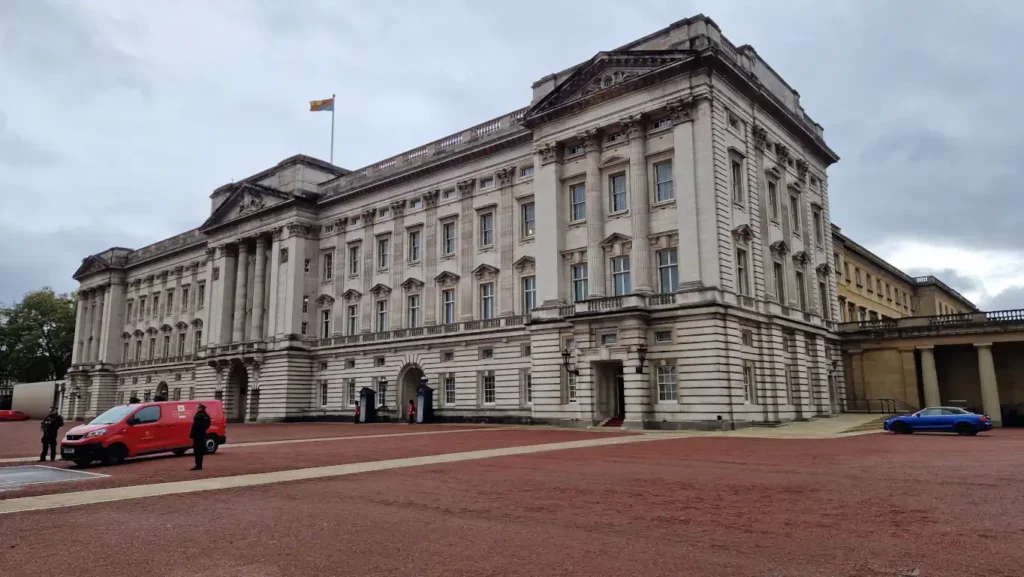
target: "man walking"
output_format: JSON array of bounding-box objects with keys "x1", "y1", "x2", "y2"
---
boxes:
[
  {"x1": 189, "y1": 403, "x2": 211, "y2": 471},
  {"x1": 39, "y1": 406, "x2": 64, "y2": 462}
]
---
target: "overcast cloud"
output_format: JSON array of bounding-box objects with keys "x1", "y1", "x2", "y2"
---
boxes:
[{"x1": 1, "y1": 0, "x2": 1022, "y2": 309}]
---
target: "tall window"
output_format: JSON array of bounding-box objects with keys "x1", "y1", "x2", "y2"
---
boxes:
[
  {"x1": 139, "y1": 297, "x2": 146, "y2": 321},
  {"x1": 346, "y1": 379, "x2": 356, "y2": 406},
  {"x1": 480, "y1": 283, "x2": 495, "y2": 319},
  {"x1": 522, "y1": 276, "x2": 537, "y2": 312},
  {"x1": 812, "y1": 206, "x2": 824, "y2": 245},
  {"x1": 571, "y1": 263, "x2": 588, "y2": 303},
  {"x1": 570, "y1": 183, "x2": 586, "y2": 221},
  {"x1": 347, "y1": 305, "x2": 358, "y2": 334},
  {"x1": 819, "y1": 280, "x2": 830, "y2": 319},
  {"x1": 122, "y1": 342, "x2": 130, "y2": 362},
  {"x1": 567, "y1": 372, "x2": 578, "y2": 402},
  {"x1": 149, "y1": 338, "x2": 156, "y2": 359},
  {"x1": 377, "y1": 238, "x2": 389, "y2": 269},
  {"x1": 767, "y1": 179, "x2": 779, "y2": 220},
  {"x1": 375, "y1": 300, "x2": 388, "y2": 331},
  {"x1": 126, "y1": 302, "x2": 133, "y2": 324},
  {"x1": 152, "y1": 295, "x2": 159, "y2": 318},
  {"x1": 609, "y1": 173, "x2": 627, "y2": 212},
  {"x1": 407, "y1": 295, "x2": 421, "y2": 328},
  {"x1": 135, "y1": 340, "x2": 142, "y2": 361},
  {"x1": 774, "y1": 261, "x2": 786, "y2": 303},
  {"x1": 784, "y1": 365, "x2": 794, "y2": 405},
  {"x1": 735, "y1": 248, "x2": 750, "y2": 296},
  {"x1": 654, "y1": 161, "x2": 674, "y2": 201},
  {"x1": 320, "y1": 381, "x2": 328, "y2": 406},
  {"x1": 657, "y1": 250, "x2": 678, "y2": 294},
  {"x1": 521, "y1": 202, "x2": 535, "y2": 238},
  {"x1": 193, "y1": 330, "x2": 201, "y2": 353},
  {"x1": 302, "y1": 296, "x2": 309, "y2": 314},
  {"x1": 321, "y1": 309, "x2": 331, "y2": 338},
  {"x1": 323, "y1": 253, "x2": 333, "y2": 281},
  {"x1": 197, "y1": 285, "x2": 205, "y2": 309},
  {"x1": 611, "y1": 256, "x2": 631, "y2": 296},
  {"x1": 178, "y1": 333, "x2": 186, "y2": 356},
  {"x1": 163, "y1": 335, "x2": 170, "y2": 357},
  {"x1": 479, "y1": 213, "x2": 494, "y2": 247},
  {"x1": 166, "y1": 290, "x2": 174, "y2": 315},
  {"x1": 525, "y1": 371, "x2": 533, "y2": 404},
  {"x1": 442, "y1": 289, "x2": 456, "y2": 324},
  {"x1": 181, "y1": 286, "x2": 189, "y2": 311},
  {"x1": 657, "y1": 365, "x2": 678, "y2": 402},
  {"x1": 408, "y1": 230, "x2": 421, "y2": 262},
  {"x1": 301, "y1": 322, "x2": 308, "y2": 335},
  {"x1": 442, "y1": 222, "x2": 456, "y2": 255},
  {"x1": 790, "y1": 194, "x2": 801, "y2": 233},
  {"x1": 795, "y1": 270, "x2": 807, "y2": 311},
  {"x1": 444, "y1": 374, "x2": 456, "y2": 405},
  {"x1": 482, "y1": 372, "x2": 496, "y2": 404},
  {"x1": 730, "y1": 158, "x2": 744, "y2": 204},
  {"x1": 743, "y1": 361, "x2": 756, "y2": 404},
  {"x1": 349, "y1": 245, "x2": 360, "y2": 275}
]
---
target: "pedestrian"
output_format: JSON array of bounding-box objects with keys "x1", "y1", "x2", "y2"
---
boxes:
[
  {"x1": 39, "y1": 406, "x2": 64, "y2": 462},
  {"x1": 189, "y1": 403, "x2": 211, "y2": 471},
  {"x1": 353, "y1": 401, "x2": 361, "y2": 424},
  {"x1": 407, "y1": 399, "x2": 416, "y2": 425},
  {"x1": 129, "y1": 395, "x2": 141, "y2": 404}
]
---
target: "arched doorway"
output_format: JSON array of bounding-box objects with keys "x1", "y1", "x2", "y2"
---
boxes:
[
  {"x1": 398, "y1": 364, "x2": 425, "y2": 417},
  {"x1": 226, "y1": 363, "x2": 249, "y2": 423},
  {"x1": 155, "y1": 382, "x2": 169, "y2": 402}
]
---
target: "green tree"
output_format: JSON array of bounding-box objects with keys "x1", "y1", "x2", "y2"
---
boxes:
[{"x1": 0, "y1": 288, "x2": 77, "y2": 383}]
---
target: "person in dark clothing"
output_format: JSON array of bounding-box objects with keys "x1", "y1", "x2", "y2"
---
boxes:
[
  {"x1": 39, "y1": 407, "x2": 64, "y2": 462},
  {"x1": 407, "y1": 399, "x2": 416, "y2": 425},
  {"x1": 128, "y1": 395, "x2": 141, "y2": 404},
  {"x1": 189, "y1": 404, "x2": 211, "y2": 471}
]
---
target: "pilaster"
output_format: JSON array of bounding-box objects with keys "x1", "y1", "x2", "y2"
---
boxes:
[
  {"x1": 332, "y1": 218, "x2": 348, "y2": 335},
  {"x1": 423, "y1": 190, "x2": 439, "y2": 325},
  {"x1": 458, "y1": 179, "x2": 475, "y2": 321},
  {"x1": 232, "y1": 240, "x2": 250, "y2": 343},
  {"x1": 498, "y1": 167, "x2": 515, "y2": 316},
  {"x1": 360, "y1": 209, "x2": 374, "y2": 333},
  {"x1": 533, "y1": 142, "x2": 566, "y2": 307},
  {"x1": 692, "y1": 98, "x2": 720, "y2": 288},
  {"x1": 671, "y1": 100, "x2": 702, "y2": 289},
  {"x1": 918, "y1": 346, "x2": 940, "y2": 408},
  {"x1": 624, "y1": 114, "x2": 653, "y2": 294},
  {"x1": 252, "y1": 235, "x2": 268, "y2": 340},
  {"x1": 583, "y1": 130, "x2": 606, "y2": 298},
  {"x1": 72, "y1": 292, "x2": 87, "y2": 365},
  {"x1": 390, "y1": 200, "x2": 406, "y2": 330},
  {"x1": 267, "y1": 228, "x2": 283, "y2": 338}
]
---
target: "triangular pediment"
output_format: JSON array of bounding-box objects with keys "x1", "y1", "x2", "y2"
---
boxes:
[
  {"x1": 316, "y1": 294, "x2": 335, "y2": 306},
  {"x1": 472, "y1": 264, "x2": 500, "y2": 280},
  {"x1": 770, "y1": 240, "x2": 790, "y2": 255},
  {"x1": 525, "y1": 51, "x2": 697, "y2": 124},
  {"x1": 599, "y1": 232, "x2": 633, "y2": 247},
  {"x1": 342, "y1": 289, "x2": 362, "y2": 302},
  {"x1": 400, "y1": 277, "x2": 424, "y2": 291},
  {"x1": 200, "y1": 183, "x2": 291, "y2": 231},
  {"x1": 370, "y1": 283, "x2": 392, "y2": 297},
  {"x1": 435, "y1": 271, "x2": 461, "y2": 287},
  {"x1": 513, "y1": 256, "x2": 536, "y2": 274},
  {"x1": 73, "y1": 255, "x2": 111, "y2": 281},
  {"x1": 732, "y1": 224, "x2": 753, "y2": 243},
  {"x1": 792, "y1": 251, "x2": 810, "y2": 265}
]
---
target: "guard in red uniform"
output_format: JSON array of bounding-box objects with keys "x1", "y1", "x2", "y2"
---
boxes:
[
  {"x1": 407, "y1": 400, "x2": 416, "y2": 425},
  {"x1": 353, "y1": 402, "x2": 361, "y2": 424}
]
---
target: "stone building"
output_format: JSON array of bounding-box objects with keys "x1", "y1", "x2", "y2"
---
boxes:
[
  {"x1": 67, "y1": 15, "x2": 844, "y2": 428},
  {"x1": 832, "y1": 224, "x2": 976, "y2": 322}
]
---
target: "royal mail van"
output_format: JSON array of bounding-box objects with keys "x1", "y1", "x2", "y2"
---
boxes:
[{"x1": 60, "y1": 400, "x2": 226, "y2": 467}]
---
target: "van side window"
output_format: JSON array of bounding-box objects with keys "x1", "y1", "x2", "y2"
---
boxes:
[{"x1": 133, "y1": 406, "x2": 161, "y2": 424}]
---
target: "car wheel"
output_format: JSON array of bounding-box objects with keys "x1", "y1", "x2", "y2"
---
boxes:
[
  {"x1": 955, "y1": 423, "x2": 974, "y2": 436},
  {"x1": 103, "y1": 444, "x2": 127, "y2": 466},
  {"x1": 891, "y1": 421, "x2": 909, "y2": 434},
  {"x1": 173, "y1": 448, "x2": 188, "y2": 456},
  {"x1": 204, "y1": 436, "x2": 219, "y2": 454}
]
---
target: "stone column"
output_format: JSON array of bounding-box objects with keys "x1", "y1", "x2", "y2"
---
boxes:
[
  {"x1": 583, "y1": 130, "x2": 606, "y2": 298},
  {"x1": 72, "y1": 291, "x2": 87, "y2": 365},
  {"x1": 390, "y1": 200, "x2": 406, "y2": 330},
  {"x1": 251, "y1": 236, "x2": 268, "y2": 340},
  {"x1": 423, "y1": 190, "x2": 439, "y2": 325},
  {"x1": 671, "y1": 100, "x2": 702, "y2": 290},
  {"x1": 919, "y1": 346, "x2": 941, "y2": 408},
  {"x1": 267, "y1": 228, "x2": 283, "y2": 338},
  {"x1": 457, "y1": 179, "x2": 475, "y2": 321},
  {"x1": 622, "y1": 344, "x2": 651, "y2": 429},
  {"x1": 232, "y1": 241, "x2": 250, "y2": 343},
  {"x1": 332, "y1": 218, "x2": 347, "y2": 335},
  {"x1": 91, "y1": 288, "x2": 105, "y2": 362},
  {"x1": 975, "y1": 343, "x2": 1002, "y2": 425},
  {"x1": 624, "y1": 114, "x2": 653, "y2": 294},
  {"x1": 498, "y1": 167, "x2": 515, "y2": 316},
  {"x1": 361, "y1": 209, "x2": 375, "y2": 332},
  {"x1": 533, "y1": 142, "x2": 565, "y2": 308},
  {"x1": 692, "y1": 97, "x2": 720, "y2": 289}
]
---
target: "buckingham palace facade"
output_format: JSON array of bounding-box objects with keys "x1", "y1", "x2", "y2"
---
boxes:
[{"x1": 66, "y1": 15, "x2": 845, "y2": 429}]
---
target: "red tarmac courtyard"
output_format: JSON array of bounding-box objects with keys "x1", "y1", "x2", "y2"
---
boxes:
[{"x1": 2, "y1": 421, "x2": 1023, "y2": 576}]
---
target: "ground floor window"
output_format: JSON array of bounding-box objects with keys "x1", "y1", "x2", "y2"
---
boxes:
[
  {"x1": 743, "y1": 361, "x2": 757, "y2": 404},
  {"x1": 320, "y1": 380, "x2": 328, "y2": 407},
  {"x1": 657, "y1": 365, "x2": 677, "y2": 402},
  {"x1": 567, "y1": 372, "x2": 578, "y2": 403},
  {"x1": 482, "y1": 372, "x2": 496, "y2": 404},
  {"x1": 444, "y1": 374, "x2": 456, "y2": 405},
  {"x1": 346, "y1": 379, "x2": 356, "y2": 406}
]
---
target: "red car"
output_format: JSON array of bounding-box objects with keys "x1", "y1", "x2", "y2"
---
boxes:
[{"x1": 0, "y1": 410, "x2": 31, "y2": 421}]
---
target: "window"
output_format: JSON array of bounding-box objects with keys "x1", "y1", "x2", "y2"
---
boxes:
[
  {"x1": 731, "y1": 158, "x2": 744, "y2": 204},
  {"x1": 855, "y1": 268, "x2": 862, "y2": 287},
  {"x1": 178, "y1": 333, "x2": 186, "y2": 356},
  {"x1": 301, "y1": 322, "x2": 308, "y2": 335},
  {"x1": 522, "y1": 344, "x2": 531, "y2": 356},
  {"x1": 378, "y1": 207, "x2": 388, "y2": 218},
  {"x1": 321, "y1": 253, "x2": 333, "y2": 280},
  {"x1": 611, "y1": 256, "x2": 631, "y2": 296},
  {"x1": 408, "y1": 230, "x2": 421, "y2": 262},
  {"x1": 442, "y1": 188, "x2": 455, "y2": 200},
  {"x1": 736, "y1": 248, "x2": 750, "y2": 296},
  {"x1": 655, "y1": 330, "x2": 672, "y2": 343},
  {"x1": 601, "y1": 333, "x2": 618, "y2": 346},
  {"x1": 321, "y1": 310, "x2": 331, "y2": 338},
  {"x1": 304, "y1": 259, "x2": 310, "y2": 273},
  {"x1": 522, "y1": 276, "x2": 537, "y2": 312},
  {"x1": 181, "y1": 286, "x2": 189, "y2": 311},
  {"x1": 741, "y1": 330, "x2": 754, "y2": 346},
  {"x1": 442, "y1": 351, "x2": 454, "y2": 362},
  {"x1": 407, "y1": 295, "x2": 421, "y2": 328},
  {"x1": 148, "y1": 337, "x2": 156, "y2": 359},
  {"x1": 409, "y1": 198, "x2": 422, "y2": 209},
  {"x1": 122, "y1": 342, "x2": 130, "y2": 362},
  {"x1": 193, "y1": 330, "x2": 202, "y2": 352},
  {"x1": 132, "y1": 406, "x2": 160, "y2": 425},
  {"x1": 525, "y1": 371, "x2": 533, "y2": 404},
  {"x1": 521, "y1": 202, "x2": 535, "y2": 238},
  {"x1": 567, "y1": 373, "x2": 578, "y2": 403},
  {"x1": 795, "y1": 270, "x2": 807, "y2": 311},
  {"x1": 349, "y1": 245, "x2": 360, "y2": 275},
  {"x1": 819, "y1": 281, "x2": 830, "y2": 320},
  {"x1": 482, "y1": 373, "x2": 496, "y2": 404},
  {"x1": 654, "y1": 161, "x2": 674, "y2": 201},
  {"x1": 126, "y1": 302, "x2": 133, "y2": 324},
  {"x1": 376, "y1": 300, "x2": 388, "y2": 331},
  {"x1": 377, "y1": 238, "x2": 389, "y2": 269},
  {"x1": 442, "y1": 222, "x2": 456, "y2": 255},
  {"x1": 790, "y1": 194, "x2": 801, "y2": 233},
  {"x1": 866, "y1": 273, "x2": 873, "y2": 292},
  {"x1": 347, "y1": 380, "x2": 356, "y2": 405},
  {"x1": 609, "y1": 173, "x2": 627, "y2": 212},
  {"x1": 481, "y1": 348, "x2": 494, "y2": 360},
  {"x1": 571, "y1": 263, "x2": 588, "y2": 303},
  {"x1": 442, "y1": 289, "x2": 456, "y2": 324},
  {"x1": 302, "y1": 296, "x2": 309, "y2": 314},
  {"x1": 138, "y1": 297, "x2": 146, "y2": 321},
  {"x1": 375, "y1": 356, "x2": 386, "y2": 367},
  {"x1": 197, "y1": 284, "x2": 205, "y2": 309},
  {"x1": 570, "y1": 184, "x2": 586, "y2": 222},
  {"x1": 161, "y1": 335, "x2": 169, "y2": 357},
  {"x1": 657, "y1": 365, "x2": 678, "y2": 402},
  {"x1": 376, "y1": 379, "x2": 387, "y2": 405},
  {"x1": 135, "y1": 340, "x2": 142, "y2": 361},
  {"x1": 479, "y1": 213, "x2": 494, "y2": 247},
  {"x1": 743, "y1": 361, "x2": 756, "y2": 404},
  {"x1": 568, "y1": 144, "x2": 585, "y2": 156},
  {"x1": 767, "y1": 180, "x2": 779, "y2": 220},
  {"x1": 480, "y1": 282, "x2": 495, "y2": 319},
  {"x1": 876, "y1": 279, "x2": 883, "y2": 295},
  {"x1": 773, "y1": 261, "x2": 786, "y2": 303},
  {"x1": 444, "y1": 374, "x2": 456, "y2": 405},
  {"x1": 166, "y1": 290, "x2": 174, "y2": 315},
  {"x1": 152, "y1": 295, "x2": 159, "y2": 318},
  {"x1": 346, "y1": 359, "x2": 355, "y2": 369},
  {"x1": 320, "y1": 381, "x2": 328, "y2": 406},
  {"x1": 347, "y1": 305, "x2": 358, "y2": 334},
  {"x1": 520, "y1": 165, "x2": 534, "y2": 177},
  {"x1": 784, "y1": 365, "x2": 794, "y2": 405},
  {"x1": 173, "y1": 388, "x2": 181, "y2": 401},
  {"x1": 657, "y1": 250, "x2": 678, "y2": 294},
  {"x1": 480, "y1": 176, "x2": 494, "y2": 189},
  {"x1": 885, "y1": 284, "x2": 892, "y2": 301},
  {"x1": 813, "y1": 207, "x2": 824, "y2": 245},
  {"x1": 652, "y1": 117, "x2": 671, "y2": 130}
]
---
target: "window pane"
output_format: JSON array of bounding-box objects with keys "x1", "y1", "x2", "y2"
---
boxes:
[
  {"x1": 655, "y1": 161, "x2": 674, "y2": 201},
  {"x1": 610, "y1": 174, "x2": 627, "y2": 212},
  {"x1": 521, "y1": 203, "x2": 535, "y2": 238},
  {"x1": 571, "y1": 184, "x2": 586, "y2": 221}
]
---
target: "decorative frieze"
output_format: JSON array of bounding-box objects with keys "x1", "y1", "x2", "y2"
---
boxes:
[
  {"x1": 456, "y1": 179, "x2": 475, "y2": 198},
  {"x1": 534, "y1": 142, "x2": 560, "y2": 165},
  {"x1": 752, "y1": 124, "x2": 768, "y2": 150}
]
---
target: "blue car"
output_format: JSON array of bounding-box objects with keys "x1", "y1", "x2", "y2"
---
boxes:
[{"x1": 884, "y1": 407, "x2": 993, "y2": 436}]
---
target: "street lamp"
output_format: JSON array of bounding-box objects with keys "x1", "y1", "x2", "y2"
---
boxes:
[
  {"x1": 561, "y1": 347, "x2": 579, "y2": 376},
  {"x1": 635, "y1": 343, "x2": 648, "y2": 374}
]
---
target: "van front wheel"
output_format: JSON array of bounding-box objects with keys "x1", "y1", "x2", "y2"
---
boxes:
[
  {"x1": 204, "y1": 436, "x2": 219, "y2": 454},
  {"x1": 103, "y1": 444, "x2": 127, "y2": 466}
]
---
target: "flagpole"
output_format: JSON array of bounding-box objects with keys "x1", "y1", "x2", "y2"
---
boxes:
[{"x1": 330, "y1": 93, "x2": 336, "y2": 164}]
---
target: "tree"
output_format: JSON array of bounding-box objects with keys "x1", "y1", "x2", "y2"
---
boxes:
[{"x1": 0, "y1": 288, "x2": 77, "y2": 383}]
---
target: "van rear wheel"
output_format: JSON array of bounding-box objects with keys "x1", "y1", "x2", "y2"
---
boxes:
[{"x1": 204, "y1": 436, "x2": 219, "y2": 454}]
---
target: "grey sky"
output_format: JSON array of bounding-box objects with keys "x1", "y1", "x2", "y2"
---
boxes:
[{"x1": 2, "y1": 0, "x2": 1022, "y2": 308}]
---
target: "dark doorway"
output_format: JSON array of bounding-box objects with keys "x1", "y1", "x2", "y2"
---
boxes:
[
  {"x1": 227, "y1": 363, "x2": 249, "y2": 423},
  {"x1": 615, "y1": 367, "x2": 625, "y2": 419}
]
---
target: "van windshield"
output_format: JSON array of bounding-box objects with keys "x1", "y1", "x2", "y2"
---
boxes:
[{"x1": 89, "y1": 405, "x2": 135, "y2": 425}]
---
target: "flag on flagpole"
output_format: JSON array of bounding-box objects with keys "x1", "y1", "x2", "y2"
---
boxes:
[{"x1": 309, "y1": 97, "x2": 335, "y2": 112}]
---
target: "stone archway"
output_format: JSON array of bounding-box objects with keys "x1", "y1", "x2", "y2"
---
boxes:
[
  {"x1": 397, "y1": 363, "x2": 425, "y2": 418},
  {"x1": 155, "y1": 382, "x2": 169, "y2": 402},
  {"x1": 226, "y1": 362, "x2": 249, "y2": 423}
]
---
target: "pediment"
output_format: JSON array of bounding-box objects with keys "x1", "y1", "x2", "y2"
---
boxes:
[
  {"x1": 599, "y1": 232, "x2": 632, "y2": 247},
  {"x1": 175, "y1": 321, "x2": 189, "y2": 330},
  {"x1": 792, "y1": 251, "x2": 810, "y2": 265},
  {"x1": 370, "y1": 283, "x2": 392, "y2": 297},
  {"x1": 146, "y1": 327, "x2": 159, "y2": 334},
  {"x1": 400, "y1": 277, "x2": 425, "y2": 291},
  {"x1": 472, "y1": 264, "x2": 500, "y2": 280},
  {"x1": 160, "y1": 324, "x2": 174, "y2": 332},
  {"x1": 513, "y1": 256, "x2": 536, "y2": 274},
  {"x1": 731, "y1": 224, "x2": 753, "y2": 243},
  {"x1": 191, "y1": 318, "x2": 203, "y2": 328},
  {"x1": 133, "y1": 329, "x2": 144, "y2": 337},
  {"x1": 316, "y1": 294, "x2": 335, "y2": 306},
  {"x1": 73, "y1": 255, "x2": 112, "y2": 281},
  {"x1": 200, "y1": 183, "x2": 291, "y2": 231},
  {"x1": 342, "y1": 289, "x2": 362, "y2": 302},
  {"x1": 525, "y1": 51, "x2": 697, "y2": 125},
  {"x1": 770, "y1": 240, "x2": 790, "y2": 255},
  {"x1": 816, "y1": 263, "x2": 833, "y2": 276}
]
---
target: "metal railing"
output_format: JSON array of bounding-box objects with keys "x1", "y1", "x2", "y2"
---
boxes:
[{"x1": 845, "y1": 398, "x2": 918, "y2": 415}]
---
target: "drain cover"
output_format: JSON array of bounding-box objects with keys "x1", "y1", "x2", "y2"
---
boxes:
[{"x1": 0, "y1": 466, "x2": 107, "y2": 490}]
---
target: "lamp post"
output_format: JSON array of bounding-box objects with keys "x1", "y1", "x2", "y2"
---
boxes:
[
  {"x1": 635, "y1": 343, "x2": 648, "y2": 374},
  {"x1": 561, "y1": 347, "x2": 579, "y2": 376}
]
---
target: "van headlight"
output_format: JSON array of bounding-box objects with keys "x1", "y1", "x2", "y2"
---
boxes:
[{"x1": 85, "y1": 428, "x2": 108, "y2": 438}]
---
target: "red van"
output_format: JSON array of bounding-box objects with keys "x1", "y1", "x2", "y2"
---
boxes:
[{"x1": 60, "y1": 400, "x2": 226, "y2": 467}]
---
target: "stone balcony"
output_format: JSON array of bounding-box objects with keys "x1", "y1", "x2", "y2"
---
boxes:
[
  {"x1": 314, "y1": 314, "x2": 531, "y2": 349},
  {"x1": 838, "y1": 309, "x2": 1024, "y2": 340},
  {"x1": 116, "y1": 354, "x2": 196, "y2": 370}
]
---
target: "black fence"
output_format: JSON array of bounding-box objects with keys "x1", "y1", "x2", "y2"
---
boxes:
[{"x1": 845, "y1": 398, "x2": 918, "y2": 415}]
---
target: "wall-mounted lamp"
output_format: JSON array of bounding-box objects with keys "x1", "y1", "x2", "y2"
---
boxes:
[
  {"x1": 561, "y1": 347, "x2": 579, "y2": 376},
  {"x1": 635, "y1": 343, "x2": 648, "y2": 374}
]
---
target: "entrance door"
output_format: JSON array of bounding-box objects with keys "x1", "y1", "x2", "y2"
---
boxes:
[{"x1": 615, "y1": 369, "x2": 625, "y2": 418}]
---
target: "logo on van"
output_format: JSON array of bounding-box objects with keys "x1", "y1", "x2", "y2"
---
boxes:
[{"x1": 177, "y1": 405, "x2": 186, "y2": 412}]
